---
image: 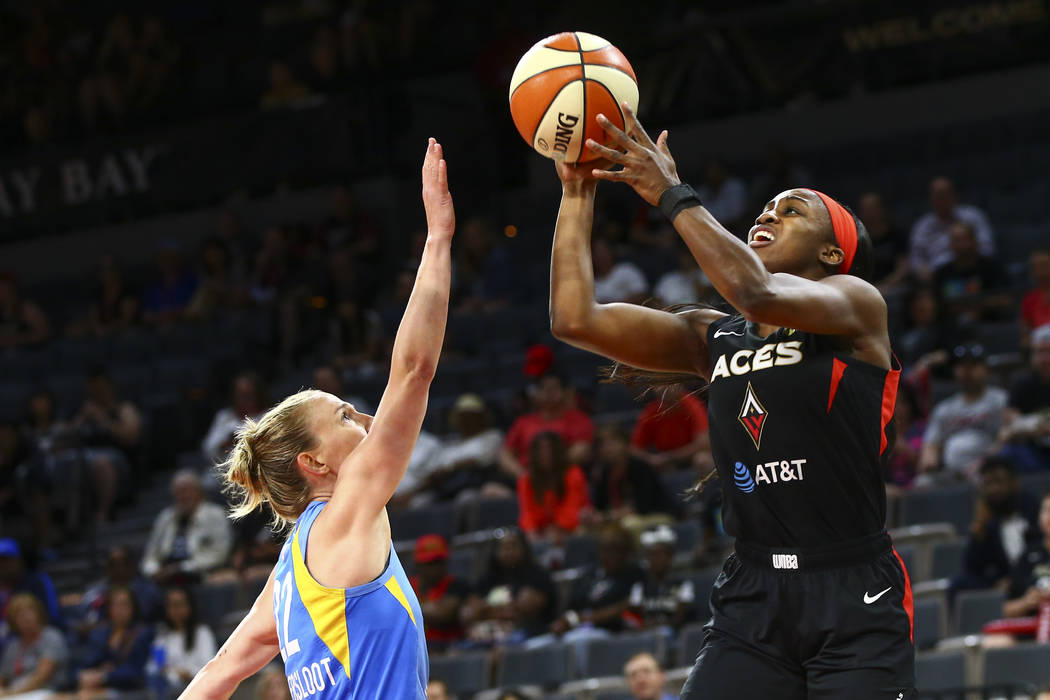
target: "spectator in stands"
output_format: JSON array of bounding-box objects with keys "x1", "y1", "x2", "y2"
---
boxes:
[
  {"x1": 407, "y1": 535, "x2": 470, "y2": 651},
  {"x1": 78, "y1": 545, "x2": 162, "y2": 631},
  {"x1": 307, "y1": 27, "x2": 346, "y2": 94},
  {"x1": 0, "y1": 538, "x2": 61, "y2": 627},
  {"x1": 909, "y1": 176, "x2": 995, "y2": 279},
  {"x1": 1000, "y1": 324, "x2": 1050, "y2": 472},
  {"x1": 389, "y1": 428, "x2": 443, "y2": 508},
  {"x1": 749, "y1": 144, "x2": 811, "y2": 211},
  {"x1": 953, "y1": 457, "x2": 1038, "y2": 599},
  {"x1": 148, "y1": 586, "x2": 216, "y2": 698},
  {"x1": 328, "y1": 299, "x2": 384, "y2": 378},
  {"x1": 77, "y1": 586, "x2": 153, "y2": 697},
  {"x1": 653, "y1": 242, "x2": 713, "y2": 307},
  {"x1": 260, "y1": 60, "x2": 312, "y2": 110},
  {"x1": 1004, "y1": 490, "x2": 1050, "y2": 618},
  {"x1": 425, "y1": 679, "x2": 453, "y2": 700},
  {"x1": 143, "y1": 241, "x2": 198, "y2": 326},
  {"x1": 551, "y1": 522, "x2": 645, "y2": 637},
  {"x1": 696, "y1": 157, "x2": 747, "y2": 234},
  {"x1": 452, "y1": 216, "x2": 517, "y2": 313},
  {"x1": 69, "y1": 255, "x2": 140, "y2": 337},
  {"x1": 254, "y1": 664, "x2": 291, "y2": 700},
  {"x1": 421, "y1": 394, "x2": 508, "y2": 502},
  {"x1": 1022, "y1": 249, "x2": 1050, "y2": 345},
  {"x1": 858, "y1": 192, "x2": 909, "y2": 294},
  {"x1": 933, "y1": 221, "x2": 1011, "y2": 323},
  {"x1": 628, "y1": 525, "x2": 696, "y2": 633},
  {"x1": 885, "y1": 383, "x2": 925, "y2": 490},
  {"x1": 0, "y1": 424, "x2": 30, "y2": 535},
  {"x1": 500, "y1": 372, "x2": 594, "y2": 477},
  {"x1": 624, "y1": 652, "x2": 676, "y2": 700},
  {"x1": 18, "y1": 390, "x2": 79, "y2": 546},
  {"x1": 141, "y1": 470, "x2": 233, "y2": 585},
  {"x1": 591, "y1": 425, "x2": 679, "y2": 532},
  {"x1": 73, "y1": 370, "x2": 142, "y2": 523},
  {"x1": 918, "y1": 344, "x2": 1007, "y2": 483},
  {"x1": 592, "y1": 237, "x2": 648, "y2": 304},
  {"x1": 311, "y1": 364, "x2": 371, "y2": 414},
  {"x1": 187, "y1": 237, "x2": 247, "y2": 319},
  {"x1": 250, "y1": 226, "x2": 291, "y2": 305},
  {"x1": 896, "y1": 285, "x2": 957, "y2": 371},
  {"x1": 517, "y1": 432, "x2": 591, "y2": 543},
  {"x1": 0, "y1": 272, "x2": 50, "y2": 349},
  {"x1": 631, "y1": 384, "x2": 710, "y2": 472},
  {"x1": 0, "y1": 593, "x2": 69, "y2": 694},
  {"x1": 461, "y1": 527, "x2": 557, "y2": 646},
  {"x1": 202, "y1": 372, "x2": 268, "y2": 466}
]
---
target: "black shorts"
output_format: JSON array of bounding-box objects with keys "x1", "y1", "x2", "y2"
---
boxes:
[{"x1": 680, "y1": 531, "x2": 916, "y2": 700}]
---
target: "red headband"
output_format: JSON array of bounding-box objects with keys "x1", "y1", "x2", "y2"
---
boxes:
[{"x1": 806, "y1": 189, "x2": 857, "y2": 274}]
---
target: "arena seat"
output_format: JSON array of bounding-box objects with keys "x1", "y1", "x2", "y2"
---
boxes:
[
  {"x1": 563, "y1": 533, "x2": 599, "y2": 569},
  {"x1": 929, "y1": 539, "x2": 966, "y2": 581},
  {"x1": 982, "y1": 642, "x2": 1050, "y2": 690},
  {"x1": 690, "y1": 569, "x2": 720, "y2": 622},
  {"x1": 593, "y1": 382, "x2": 642, "y2": 414},
  {"x1": 464, "y1": 496, "x2": 520, "y2": 533},
  {"x1": 913, "y1": 597, "x2": 944, "y2": 650},
  {"x1": 388, "y1": 502, "x2": 456, "y2": 542},
  {"x1": 914, "y1": 650, "x2": 966, "y2": 696},
  {"x1": 677, "y1": 622, "x2": 706, "y2": 666},
  {"x1": 953, "y1": 589, "x2": 1005, "y2": 635},
  {"x1": 446, "y1": 547, "x2": 477, "y2": 585},
  {"x1": 670, "y1": 521, "x2": 701, "y2": 554},
  {"x1": 897, "y1": 486, "x2": 975, "y2": 534},
  {"x1": 429, "y1": 652, "x2": 490, "y2": 697},
  {"x1": 495, "y1": 642, "x2": 574, "y2": 689},
  {"x1": 194, "y1": 581, "x2": 238, "y2": 629},
  {"x1": 579, "y1": 631, "x2": 664, "y2": 678}
]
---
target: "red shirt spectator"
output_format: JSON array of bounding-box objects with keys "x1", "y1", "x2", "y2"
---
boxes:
[
  {"x1": 631, "y1": 385, "x2": 710, "y2": 470},
  {"x1": 1021, "y1": 249, "x2": 1050, "y2": 339},
  {"x1": 501, "y1": 373, "x2": 594, "y2": 473},
  {"x1": 517, "y1": 433, "x2": 590, "y2": 540},
  {"x1": 407, "y1": 535, "x2": 469, "y2": 649}
]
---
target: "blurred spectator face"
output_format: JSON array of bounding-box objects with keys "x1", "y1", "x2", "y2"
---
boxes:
[
  {"x1": 28, "y1": 392, "x2": 54, "y2": 427},
  {"x1": 233, "y1": 375, "x2": 263, "y2": 417},
  {"x1": 980, "y1": 462, "x2": 1018, "y2": 516},
  {"x1": 535, "y1": 375, "x2": 566, "y2": 413},
  {"x1": 108, "y1": 588, "x2": 135, "y2": 627},
  {"x1": 496, "y1": 531, "x2": 526, "y2": 570},
  {"x1": 598, "y1": 428, "x2": 628, "y2": 464},
  {"x1": 948, "y1": 222, "x2": 978, "y2": 259},
  {"x1": 164, "y1": 588, "x2": 191, "y2": 628},
  {"x1": 858, "y1": 193, "x2": 886, "y2": 231},
  {"x1": 644, "y1": 542, "x2": 674, "y2": 580},
  {"x1": 592, "y1": 238, "x2": 614, "y2": 276},
  {"x1": 87, "y1": 374, "x2": 115, "y2": 406},
  {"x1": 1032, "y1": 250, "x2": 1050, "y2": 287},
  {"x1": 908, "y1": 289, "x2": 937, "y2": 327},
  {"x1": 598, "y1": 528, "x2": 631, "y2": 572},
  {"x1": 172, "y1": 473, "x2": 204, "y2": 516},
  {"x1": 107, "y1": 547, "x2": 135, "y2": 583},
  {"x1": 157, "y1": 246, "x2": 182, "y2": 279},
  {"x1": 426, "y1": 681, "x2": 451, "y2": 700},
  {"x1": 313, "y1": 366, "x2": 342, "y2": 397},
  {"x1": 1033, "y1": 332, "x2": 1050, "y2": 379},
  {"x1": 202, "y1": 241, "x2": 229, "y2": 275},
  {"x1": 953, "y1": 358, "x2": 988, "y2": 394},
  {"x1": 929, "y1": 177, "x2": 957, "y2": 219},
  {"x1": 8, "y1": 596, "x2": 45, "y2": 638},
  {"x1": 625, "y1": 653, "x2": 665, "y2": 700}
]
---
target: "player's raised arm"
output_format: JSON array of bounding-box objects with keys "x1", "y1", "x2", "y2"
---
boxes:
[
  {"x1": 328, "y1": 138, "x2": 454, "y2": 525},
  {"x1": 549, "y1": 158, "x2": 722, "y2": 378},
  {"x1": 178, "y1": 570, "x2": 279, "y2": 700}
]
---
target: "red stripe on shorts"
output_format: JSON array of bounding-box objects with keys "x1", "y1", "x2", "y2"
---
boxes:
[{"x1": 892, "y1": 547, "x2": 914, "y2": 643}]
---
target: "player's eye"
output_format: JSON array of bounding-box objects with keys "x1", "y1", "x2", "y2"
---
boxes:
[{"x1": 342, "y1": 411, "x2": 351, "y2": 422}]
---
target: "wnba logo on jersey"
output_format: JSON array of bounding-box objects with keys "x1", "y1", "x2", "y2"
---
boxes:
[{"x1": 737, "y1": 382, "x2": 768, "y2": 449}]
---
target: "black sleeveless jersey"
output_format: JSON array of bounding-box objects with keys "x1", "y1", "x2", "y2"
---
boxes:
[{"x1": 705, "y1": 314, "x2": 900, "y2": 548}]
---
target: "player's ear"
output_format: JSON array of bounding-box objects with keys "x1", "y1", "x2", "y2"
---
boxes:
[
  {"x1": 297, "y1": 451, "x2": 327, "y2": 476},
  {"x1": 819, "y1": 244, "x2": 844, "y2": 269}
]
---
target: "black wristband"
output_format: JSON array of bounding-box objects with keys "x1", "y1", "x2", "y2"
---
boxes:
[{"x1": 658, "y1": 183, "x2": 702, "y2": 221}]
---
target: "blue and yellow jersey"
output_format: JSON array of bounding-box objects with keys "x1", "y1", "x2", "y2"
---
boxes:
[{"x1": 272, "y1": 500, "x2": 427, "y2": 699}]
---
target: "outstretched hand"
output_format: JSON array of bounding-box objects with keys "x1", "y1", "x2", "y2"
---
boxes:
[
  {"x1": 422, "y1": 138, "x2": 455, "y2": 238},
  {"x1": 587, "y1": 102, "x2": 681, "y2": 206}
]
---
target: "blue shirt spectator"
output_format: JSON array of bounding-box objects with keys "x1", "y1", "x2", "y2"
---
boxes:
[
  {"x1": 0, "y1": 539, "x2": 62, "y2": 630},
  {"x1": 78, "y1": 586, "x2": 154, "y2": 692}
]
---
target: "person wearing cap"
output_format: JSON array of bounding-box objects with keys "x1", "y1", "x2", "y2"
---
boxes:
[
  {"x1": 422, "y1": 393, "x2": 508, "y2": 501},
  {"x1": 628, "y1": 525, "x2": 697, "y2": 634},
  {"x1": 407, "y1": 534, "x2": 470, "y2": 651},
  {"x1": 499, "y1": 372, "x2": 594, "y2": 478},
  {"x1": 918, "y1": 343, "x2": 1008, "y2": 483},
  {"x1": 0, "y1": 538, "x2": 62, "y2": 629}
]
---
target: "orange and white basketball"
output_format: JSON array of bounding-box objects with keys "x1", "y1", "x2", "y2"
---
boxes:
[{"x1": 509, "y1": 32, "x2": 639, "y2": 163}]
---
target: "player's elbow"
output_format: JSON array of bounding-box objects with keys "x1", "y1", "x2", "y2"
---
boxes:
[
  {"x1": 550, "y1": 305, "x2": 596, "y2": 344},
  {"x1": 734, "y1": 284, "x2": 778, "y2": 324},
  {"x1": 394, "y1": 355, "x2": 439, "y2": 384}
]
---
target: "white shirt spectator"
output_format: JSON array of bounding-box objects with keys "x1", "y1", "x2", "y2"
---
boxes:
[
  {"x1": 151, "y1": 624, "x2": 217, "y2": 687},
  {"x1": 142, "y1": 501, "x2": 233, "y2": 577},
  {"x1": 431, "y1": 428, "x2": 503, "y2": 471},
  {"x1": 697, "y1": 177, "x2": 747, "y2": 227},
  {"x1": 202, "y1": 407, "x2": 263, "y2": 466},
  {"x1": 393, "y1": 430, "x2": 443, "y2": 496},
  {"x1": 909, "y1": 205, "x2": 995, "y2": 272},
  {"x1": 923, "y1": 386, "x2": 1008, "y2": 473},
  {"x1": 594, "y1": 262, "x2": 648, "y2": 303},
  {"x1": 654, "y1": 269, "x2": 709, "y2": 306}
]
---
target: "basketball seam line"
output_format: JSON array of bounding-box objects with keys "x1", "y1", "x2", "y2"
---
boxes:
[
  {"x1": 575, "y1": 32, "x2": 585, "y2": 164},
  {"x1": 587, "y1": 79, "x2": 627, "y2": 133},
  {"x1": 529, "y1": 80, "x2": 578, "y2": 147},
  {"x1": 541, "y1": 45, "x2": 610, "y2": 54},
  {"x1": 581, "y1": 63, "x2": 637, "y2": 82},
  {"x1": 509, "y1": 64, "x2": 583, "y2": 101}
]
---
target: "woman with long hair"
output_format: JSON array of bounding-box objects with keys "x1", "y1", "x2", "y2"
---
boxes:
[
  {"x1": 179, "y1": 140, "x2": 455, "y2": 700},
  {"x1": 516, "y1": 432, "x2": 590, "y2": 543},
  {"x1": 150, "y1": 587, "x2": 216, "y2": 697},
  {"x1": 548, "y1": 104, "x2": 912, "y2": 698},
  {"x1": 77, "y1": 586, "x2": 154, "y2": 698}
]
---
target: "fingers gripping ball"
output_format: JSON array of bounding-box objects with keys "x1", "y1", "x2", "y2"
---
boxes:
[{"x1": 509, "y1": 31, "x2": 638, "y2": 164}]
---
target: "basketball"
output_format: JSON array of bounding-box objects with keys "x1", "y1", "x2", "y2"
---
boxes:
[{"x1": 509, "y1": 31, "x2": 639, "y2": 163}]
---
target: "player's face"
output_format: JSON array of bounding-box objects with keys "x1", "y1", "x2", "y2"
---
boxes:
[
  {"x1": 748, "y1": 189, "x2": 837, "y2": 277},
  {"x1": 309, "y1": 393, "x2": 372, "y2": 475}
]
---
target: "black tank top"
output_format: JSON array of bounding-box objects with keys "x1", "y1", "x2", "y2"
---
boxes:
[{"x1": 705, "y1": 314, "x2": 900, "y2": 548}]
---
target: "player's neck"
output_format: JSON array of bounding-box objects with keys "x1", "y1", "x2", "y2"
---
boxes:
[{"x1": 755, "y1": 322, "x2": 781, "y2": 338}]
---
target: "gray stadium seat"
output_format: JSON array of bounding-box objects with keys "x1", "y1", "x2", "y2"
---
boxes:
[
  {"x1": 429, "y1": 652, "x2": 490, "y2": 697},
  {"x1": 388, "y1": 502, "x2": 455, "y2": 542},
  {"x1": 915, "y1": 650, "x2": 965, "y2": 694},
  {"x1": 953, "y1": 589, "x2": 1004, "y2": 635},
  {"x1": 929, "y1": 539, "x2": 966, "y2": 580},
  {"x1": 898, "y1": 485, "x2": 975, "y2": 533},
  {"x1": 472, "y1": 497, "x2": 520, "y2": 532},
  {"x1": 564, "y1": 533, "x2": 599, "y2": 569},
  {"x1": 579, "y1": 632, "x2": 663, "y2": 678},
  {"x1": 677, "y1": 622, "x2": 706, "y2": 666},
  {"x1": 913, "y1": 598, "x2": 944, "y2": 650},
  {"x1": 496, "y1": 642, "x2": 573, "y2": 689},
  {"x1": 982, "y1": 642, "x2": 1050, "y2": 690},
  {"x1": 194, "y1": 581, "x2": 238, "y2": 628}
]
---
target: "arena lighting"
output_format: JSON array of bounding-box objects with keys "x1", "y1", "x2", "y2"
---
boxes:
[{"x1": 504, "y1": 224, "x2": 518, "y2": 238}]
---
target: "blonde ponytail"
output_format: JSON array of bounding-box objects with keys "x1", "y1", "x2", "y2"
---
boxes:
[{"x1": 222, "y1": 389, "x2": 325, "y2": 527}]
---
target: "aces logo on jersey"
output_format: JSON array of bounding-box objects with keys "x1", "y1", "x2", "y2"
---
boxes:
[{"x1": 738, "y1": 381, "x2": 768, "y2": 450}]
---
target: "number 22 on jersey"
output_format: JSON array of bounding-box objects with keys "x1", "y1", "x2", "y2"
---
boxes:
[{"x1": 273, "y1": 572, "x2": 302, "y2": 662}]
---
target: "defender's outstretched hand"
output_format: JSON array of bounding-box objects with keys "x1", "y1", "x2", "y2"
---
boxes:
[
  {"x1": 587, "y1": 102, "x2": 681, "y2": 206},
  {"x1": 422, "y1": 138, "x2": 455, "y2": 238}
]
